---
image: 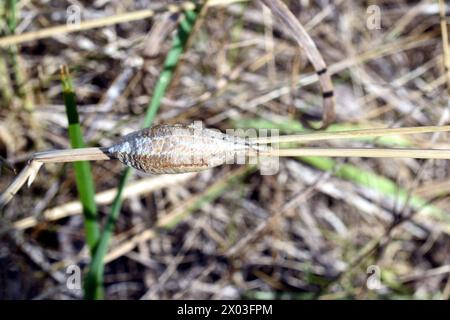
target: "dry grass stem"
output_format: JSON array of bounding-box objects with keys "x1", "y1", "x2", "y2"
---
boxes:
[{"x1": 260, "y1": 0, "x2": 335, "y2": 128}]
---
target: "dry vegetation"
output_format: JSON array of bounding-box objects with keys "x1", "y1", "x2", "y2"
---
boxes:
[{"x1": 1, "y1": 0, "x2": 450, "y2": 299}]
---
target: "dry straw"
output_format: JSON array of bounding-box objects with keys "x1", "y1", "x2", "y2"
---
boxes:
[{"x1": 2, "y1": 123, "x2": 450, "y2": 207}]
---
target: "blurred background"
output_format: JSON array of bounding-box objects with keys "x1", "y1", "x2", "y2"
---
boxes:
[{"x1": 1, "y1": 0, "x2": 450, "y2": 299}]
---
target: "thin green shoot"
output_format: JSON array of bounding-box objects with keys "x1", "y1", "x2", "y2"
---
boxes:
[
  {"x1": 61, "y1": 65, "x2": 100, "y2": 254},
  {"x1": 83, "y1": 8, "x2": 201, "y2": 300}
]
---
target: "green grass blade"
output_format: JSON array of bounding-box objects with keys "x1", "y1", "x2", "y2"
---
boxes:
[
  {"x1": 142, "y1": 9, "x2": 199, "y2": 127},
  {"x1": 232, "y1": 117, "x2": 449, "y2": 221},
  {"x1": 300, "y1": 156, "x2": 446, "y2": 218},
  {"x1": 6, "y1": 0, "x2": 17, "y2": 32},
  {"x1": 61, "y1": 66, "x2": 100, "y2": 253},
  {"x1": 84, "y1": 8, "x2": 201, "y2": 300},
  {"x1": 84, "y1": 169, "x2": 130, "y2": 300}
]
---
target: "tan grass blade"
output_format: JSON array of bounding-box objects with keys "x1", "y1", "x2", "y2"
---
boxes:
[
  {"x1": 0, "y1": 2, "x2": 202, "y2": 47},
  {"x1": 0, "y1": 161, "x2": 43, "y2": 206},
  {"x1": 262, "y1": 147, "x2": 450, "y2": 160},
  {"x1": 3, "y1": 125, "x2": 450, "y2": 208},
  {"x1": 254, "y1": 125, "x2": 450, "y2": 144},
  {"x1": 0, "y1": 148, "x2": 111, "y2": 207},
  {"x1": 33, "y1": 147, "x2": 111, "y2": 163},
  {"x1": 0, "y1": 1, "x2": 251, "y2": 48}
]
